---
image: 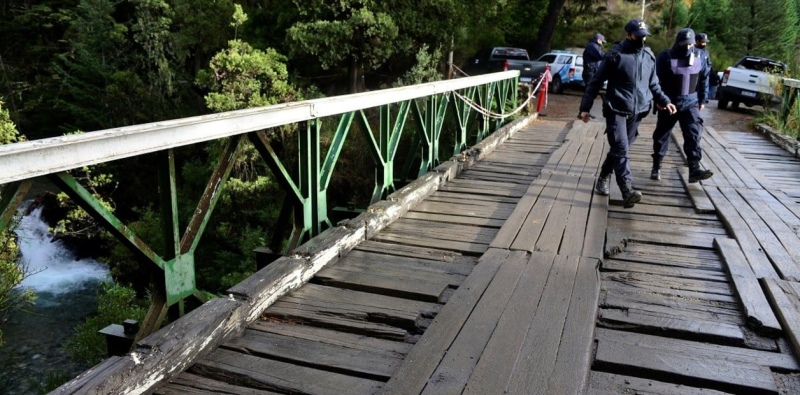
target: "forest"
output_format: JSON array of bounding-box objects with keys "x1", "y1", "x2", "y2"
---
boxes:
[{"x1": 1, "y1": 0, "x2": 800, "y2": 379}]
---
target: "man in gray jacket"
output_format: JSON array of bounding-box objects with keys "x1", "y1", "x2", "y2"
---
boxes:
[{"x1": 580, "y1": 19, "x2": 676, "y2": 208}]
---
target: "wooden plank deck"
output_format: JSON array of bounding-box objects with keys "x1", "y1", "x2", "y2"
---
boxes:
[{"x1": 105, "y1": 107, "x2": 800, "y2": 395}]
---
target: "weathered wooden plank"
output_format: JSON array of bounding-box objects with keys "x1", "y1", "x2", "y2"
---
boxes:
[
  {"x1": 192, "y1": 348, "x2": 383, "y2": 394},
  {"x1": 609, "y1": 243, "x2": 723, "y2": 271},
  {"x1": 601, "y1": 259, "x2": 728, "y2": 282},
  {"x1": 403, "y1": 211, "x2": 505, "y2": 227},
  {"x1": 536, "y1": 172, "x2": 583, "y2": 253},
  {"x1": 156, "y1": 373, "x2": 281, "y2": 395},
  {"x1": 263, "y1": 305, "x2": 409, "y2": 341},
  {"x1": 224, "y1": 328, "x2": 402, "y2": 380},
  {"x1": 714, "y1": 237, "x2": 782, "y2": 336},
  {"x1": 602, "y1": 274, "x2": 738, "y2": 304},
  {"x1": 505, "y1": 254, "x2": 581, "y2": 394},
  {"x1": 596, "y1": 327, "x2": 800, "y2": 370},
  {"x1": 605, "y1": 229, "x2": 714, "y2": 257},
  {"x1": 386, "y1": 219, "x2": 497, "y2": 245},
  {"x1": 717, "y1": 187, "x2": 800, "y2": 281},
  {"x1": 331, "y1": 258, "x2": 466, "y2": 288},
  {"x1": 274, "y1": 283, "x2": 439, "y2": 324},
  {"x1": 419, "y1": 195, "x2": 517, "y2": 211},
  {"x1": 421, "y1": 250, "x2": 530, "y2": 395},
  {"x1": 601, "y1": 290, "x2": 742, "y2": 325},
  {"x1": 411, "y1": 201, "x2": 513, "y2": 219},
  {"x1": 594, "y1": 333, "x2": 779, "y2": 394},
  {"x1": 763, "y1": 279, "x2": 800, "y2": 363},
  {"x1": 751, "y1": 190, "x2": 800, "y2": 229},
  {"x1": 589, "y1": 371, "x2": 732, "y2": 395},
  {"x1": 382, "y1": 248, "x2": 511, "y2": 395},
  {"x1": 608, "y1": 215, "x2": 726, "y2": 237},
  {"x1": 489, "y1": 171, "x2": 554, "y2": 249},
  {"x1": 608, "y1": 210, "x2": 724, "y2": 229},
  {"x1": 462, "y1": 252, "x2": 555, "y2": 395},
  {"x1": 602, "y1": 271, "x2": 733, "y2": 296},
  {"x1": 248, "y1": 320, "x2": 412, "y2": 355},
  {"x1": 354, "y1": 241, "x2": 475, "y2": 264},
  {"x1": 343, "y1": 249, "x2": 474, "y2": 276},
  {"x1": 559, "y1": 174, "x2": 595, "y2": 256},
  {"x1": 678, "y1": 167, "x2": 716, "y2": 213},
  {"x1": 314, "y1": 267, "x2": 449, "y2": 302},
  {"x1": 598, "y1": 307, "x2": 745, "y2": 342},
  {"x1": 738, "y1": 188, "x2": 800, "y2": 264},
  {"x1": 545, "y1": 257, "x2": 600, "y2": 395},
  {"x1": 371, "y1": 232, "x2": 488, "y2": 254},
  {"x1": 696, "y1": 187, "x2": 780, "y2": 279},
  {"x1": 430, "y1": 190, "x2": 520, "y2": 204}
]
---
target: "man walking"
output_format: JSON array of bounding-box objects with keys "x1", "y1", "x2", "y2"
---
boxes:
[
  {"x1": 650, "y1": 28, "x2": 714, "y2": 183},
  {"x1": 580, "y1": 18, "x2": 675, "y2": 208},
  {"x1": 695, "y1": 33, "x2": 719, "y2": 99},
  {"x1": 582, "y1": 33, "x2": 605, "y2": 89}
]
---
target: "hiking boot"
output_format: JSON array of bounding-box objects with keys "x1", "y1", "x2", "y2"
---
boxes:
[
  {"x1": 650, "y1": 154, "x2": 663, "y2": 180},
  {"x1": 621, "y1": 182, "x2": 642, "y2": 209},
  {"x1": 595, "y1": 174, "x2": 611, "y2": 196},
  {"x1": 688, "y1": 159, "x2": 713, "y2": 183}
]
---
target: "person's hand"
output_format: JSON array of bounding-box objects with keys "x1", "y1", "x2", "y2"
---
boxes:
[
  {"x1": 665, "y1": 103, "x2": 677, "y2": 114},
  {"x1": 699, "y1": 103, "x2": 705, "y2": 111},
  {"x1": 579, "y1": 111, "x2": 590, "y2": 123}
]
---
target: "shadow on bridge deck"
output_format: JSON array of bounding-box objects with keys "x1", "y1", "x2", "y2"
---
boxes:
[{"x1": 56, "y1": 95, "x2": 800, "y2": 395}]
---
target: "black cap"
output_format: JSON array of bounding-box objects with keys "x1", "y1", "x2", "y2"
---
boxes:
[
  {"x1": 676, "y1": 28, "x2": 695, "y2": 46},
  {"x1": 593, "y1": 33, "x2": 606, "y2": 44},
  {"x1": 624, "y1": 19, "x2": 650, "y2": 37},
  {"x1": 696, "y1": 33, "x2": 710, "y2": 43}
]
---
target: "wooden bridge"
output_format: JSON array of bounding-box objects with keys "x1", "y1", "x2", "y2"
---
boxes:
[
  {"x1": 0, "y1": 71, "x2": 793, "y2": 394},
  {"x1": 44, "y1": 96, "x2": 800, "y2": 393}
]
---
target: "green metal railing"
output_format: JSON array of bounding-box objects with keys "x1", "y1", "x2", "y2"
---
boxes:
[{"x1": 0, "y1": 71, "x2": 525, "y2": 329}]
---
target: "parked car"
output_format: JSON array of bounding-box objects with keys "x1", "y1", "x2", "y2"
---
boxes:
[
  {"x1": 718, "y1": 56, "x2": 786, "y2": 110},
  {"x1": 463, "y1": 47, "x2": 548, "y2": 84},
  {"x1": 536, "y1": 50, "x2": 583, "y2": 94}
]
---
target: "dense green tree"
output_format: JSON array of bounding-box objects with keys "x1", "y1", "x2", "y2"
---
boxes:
[
  {"x1": 286, "y1": 0, "x2": 398, "y2": 93},
  {"x1": 723, "y1": 0, "x2": 798, "y2": 65},
  {"x1": 0, "y1": 100, "x2": 35, "y2": 348}
]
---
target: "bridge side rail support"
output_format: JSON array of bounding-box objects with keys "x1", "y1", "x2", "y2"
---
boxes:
[
  {"x1": 0, "y1": 71, "x2": 522, "y2": 336},
  {"x1": 48, "y1": 110, "x2": 537, "y2": 395}
]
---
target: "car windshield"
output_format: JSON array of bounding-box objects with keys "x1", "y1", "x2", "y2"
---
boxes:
[
  {"x1": 493, "y1": 49, "x2": 529, "y2": 61},
  {"x1": 738, "y1": 58, "x2": 786, "y2": 73}
]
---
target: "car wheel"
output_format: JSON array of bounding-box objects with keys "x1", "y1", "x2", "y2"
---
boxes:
[
  {"x1": 718, "y1": 93, "x2": 729, "y2": 109},
  {"x1": 550, "y1": 76, "x2": 563, "y2": 94}
]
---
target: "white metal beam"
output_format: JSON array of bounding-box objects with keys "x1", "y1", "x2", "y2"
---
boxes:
[{"x1": 0, "y1": 72, "x2": 518, "y2": 185}]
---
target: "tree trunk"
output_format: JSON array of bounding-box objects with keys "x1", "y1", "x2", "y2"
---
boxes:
[
  {"x1": 530, "y1": 0, "x2": 568, "y2": 58},
  {"x1": 349, "y1": 57, "x2": 365, "y2": 93}
]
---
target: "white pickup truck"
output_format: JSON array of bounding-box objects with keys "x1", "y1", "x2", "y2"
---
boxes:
[{"x1": 718, "y1": 56, "x2": 786, "y2": 110}]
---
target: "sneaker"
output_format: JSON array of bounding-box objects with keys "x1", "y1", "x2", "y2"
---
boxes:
[
  {"x1": 650, "y1": 168, "x2": 660, "y2": 180},
  {"x1": 622, "y1": 190, "x2": 642, "y2": 208},
  {"x1": 595, "y1": 175, "x2": 610, "y2": 196}
]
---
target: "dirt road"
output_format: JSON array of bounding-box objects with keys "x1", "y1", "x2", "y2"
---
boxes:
[{"x1": 535, "y1": 89, "x2": 758, "y2": 131}]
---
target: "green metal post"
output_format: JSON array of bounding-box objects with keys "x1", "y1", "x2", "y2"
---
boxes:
[{"x1": 0, "y1": 180, "x2": 32, "y2": 232}]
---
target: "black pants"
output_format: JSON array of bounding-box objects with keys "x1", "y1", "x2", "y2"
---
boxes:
[
  {"x1": 600, "y1": 110, "x2": 647, "y2": 187},
  {"x1": 652, "y1": 106, "x2": 704, "y2": 161}
]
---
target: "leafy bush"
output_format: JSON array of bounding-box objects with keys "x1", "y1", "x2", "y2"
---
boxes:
[{"x1": 63, "y1": 282, "x2": 147, "y2": 365}]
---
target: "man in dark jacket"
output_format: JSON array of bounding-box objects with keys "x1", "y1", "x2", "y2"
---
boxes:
[
  {"x1": 582, "y1": 33, "x2": 605, "y2": 88},
  {"x1": 580, "y1": 18, "x2": 675, "y2": 208},
  {"x1": 695, "y1": 33, "x2": 718, "y2": 99},
  {"x1": 650, "y1": 28, "x2": 713, "y2": 183}
]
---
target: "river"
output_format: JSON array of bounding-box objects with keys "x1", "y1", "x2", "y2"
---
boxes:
[{"x1": 0, "y1": 206, "x2": 109, "y2": 394}]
